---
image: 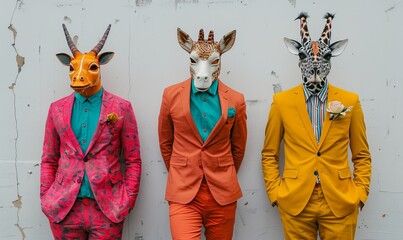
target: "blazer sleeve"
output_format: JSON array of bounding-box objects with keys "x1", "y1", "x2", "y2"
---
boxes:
[
  {"x1": 231, "y1": 95, "x2": 247, "y2": 172},
  {"x1": 349, "y1": 98, "x2": 372, "y2": 205},
  {"x1": 158, "y1": 88, "x2": 174, "y2": 170},
  {"x1": 121, "y1": 102, "x2": 142, "y2": 208},
  {"x1": 261, "y1": 94, "x2": 283, "y2": 205},
  {"x1": 40, "y1": 104, "x2": 61, "y2": 196}
]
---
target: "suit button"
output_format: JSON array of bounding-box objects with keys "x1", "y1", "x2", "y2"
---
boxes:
[
  {"x1": 317, "y1": 152, "x2": 321, "y2": 156},
  {"x1": 77, "y1": 179, "x2": 82, "y2": 184},
  {"x1": 314, "y1": 171, "x2": 318, "y2": 176}
]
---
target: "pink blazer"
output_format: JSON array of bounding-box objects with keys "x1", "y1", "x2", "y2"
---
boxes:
[{"x1": 40, "y1": 90, "x2": 141, "y2": 223}]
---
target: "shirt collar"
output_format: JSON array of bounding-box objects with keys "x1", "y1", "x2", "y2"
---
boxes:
[
  {"x1": 191, "y1": 79, "x2": 219, "y2": 96},
  {"x1": 74, "y1": 87, "x2": 103, "y2": 103},
  {"x1": 302, "y1": 83, "x2": 328, "y2": 102}
]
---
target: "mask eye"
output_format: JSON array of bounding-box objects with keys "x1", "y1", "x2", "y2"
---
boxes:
[
  {"x1": 299, "y1": 52, "x2": 307, "y2": 60},
  {"x1": 69, "y1": 65, "x2": 74, "y2": 72},
  {"x1": 323, "y1": 53, "x2": 332, "y2": 61},
  {"x1": 211, "y1": 59, "x2": 220, "y2": 65},
  {"x1": 190, "y1": 58, "x2": 196, "y2": 64},
  {"x1": 90, "y1": 64, "x2": 99, "y2": 71}
]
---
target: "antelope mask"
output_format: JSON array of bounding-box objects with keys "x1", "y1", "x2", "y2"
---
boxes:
[
  {"x1": 177, "y1": 28, "x2": 236, "y2": 92},
  {"x1": 56, "y1": 24, "x2": 114, "y2": 98},
  {"x1": 284, "y1": 13, "x2": 348, "y2": 94}
]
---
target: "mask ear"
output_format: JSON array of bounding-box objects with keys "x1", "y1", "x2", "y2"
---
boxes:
[
  {"x1": 330, "y1": 39, "x2": 348, "y2": 57},
  {"x1": 98, "y1": 52, "x2": 115, "y2": 65},
  {"x1": 56, "y1": 53, "x2": 72, "y2": 66},
  {"x1": 283, "y1": 37, "x2": 302, "y2": 55},
  {"x1": 177, "y1": 28, "x2": 193, "y2": 53},
  {"x1": 219, "y1": 30, "x2": 236, "y2": 54}
]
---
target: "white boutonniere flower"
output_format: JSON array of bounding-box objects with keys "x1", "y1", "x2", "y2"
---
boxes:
[
  {"x1": 106, "y1": 112, "x2": 119, "y2": 125},
  {"x1": 327, "y1": 101, "x2": 353, "y2": 120}
]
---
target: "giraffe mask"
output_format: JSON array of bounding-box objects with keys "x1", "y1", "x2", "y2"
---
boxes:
[
  {"x1": 177, "y1": 28, "x2": 236, "y2": 92},
  {"x1": 56, "y1": 24, "x2": 114, "y2": 98},
  {"x1": 284, "y1": 13, "x2": 348, "y2": 94}
]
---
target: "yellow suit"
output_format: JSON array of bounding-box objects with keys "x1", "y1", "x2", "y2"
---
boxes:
[{"x1": 262, "y1": 84, "x2": 371, "y2": 218}]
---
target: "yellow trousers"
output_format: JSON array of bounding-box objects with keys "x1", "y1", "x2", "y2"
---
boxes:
[{"x1": 278, "y1": 185, "x2": 359, "y2": 240}]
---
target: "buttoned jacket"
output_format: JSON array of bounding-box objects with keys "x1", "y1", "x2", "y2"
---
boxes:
[
  {"x1": 262, "y1": 84, "x2": 371, "y2": 218},
  {"x1": 158, "y1": 78, "x2": 247, "y2": 205},
  {"x1": 40, "y1": 90, "x2": 141, "y2": 223}
]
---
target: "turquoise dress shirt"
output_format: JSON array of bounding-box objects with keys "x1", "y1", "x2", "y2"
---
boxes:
[
  {"x1": 71, "y1": 88, "x2": 103, "y2": 198},
  {"x1": 190, "y1": 79, "x2": 221, "y2": 142}
]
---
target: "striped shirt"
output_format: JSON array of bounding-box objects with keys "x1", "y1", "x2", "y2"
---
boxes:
[{"x1": 303, "y1": 84, "x2": 328, "y2": 143}]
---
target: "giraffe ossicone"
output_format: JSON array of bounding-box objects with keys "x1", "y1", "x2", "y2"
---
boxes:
[
  {"x1": 177, "y1": 28, "x2": 236, "y2": 92},
  {"x1": 284, "y1": 12, "x2": 348, "y2": 94}
]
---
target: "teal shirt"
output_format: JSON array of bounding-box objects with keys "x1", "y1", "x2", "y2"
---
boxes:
[
  {"x1": 71, "y1": 88, "x2": 103, "y2": 198},
  {"x1": 190, "y1": 79, "x2": 221, "y2": 142}
]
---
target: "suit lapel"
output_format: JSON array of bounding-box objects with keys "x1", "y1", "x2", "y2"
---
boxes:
[
  {"x1": 63, "y1": 93, "x2": 84, "y2": 157},
  {"x1": 84, "y1": 90, "x2": 111, "y2": 155},
  {"x1": 295, "y1": 85, "x2": 318, "y2": 147},
  {"x1": 181, "y1": 79, "x2": 203, "y2": 144},
  {"x1": 204, "y1": 80, "x2": 228, "y2": 146},
  {"x1": 318, "y1": 84, "x2": 338, "y2": 148}
]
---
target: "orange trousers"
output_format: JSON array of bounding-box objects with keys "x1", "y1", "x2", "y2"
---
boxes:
[
  {"x1": 278, "y1": 185, "x2": 359, "y2": 240},
  {"x1": 169, "y1": 181, "x2": 237, "y2": 240}
]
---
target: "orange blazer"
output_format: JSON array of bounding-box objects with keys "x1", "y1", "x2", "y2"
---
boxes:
[
  {"x1": 158, "y1": 78, "x2": 247, "y2": 205},
  {"x1": 262, "y1": 84, "x2": 371, "y2": 218}
]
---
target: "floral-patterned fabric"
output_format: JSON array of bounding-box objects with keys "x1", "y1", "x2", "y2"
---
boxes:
[{"x1": 40, "y1": 90, "x2": 142, "y2": 223}]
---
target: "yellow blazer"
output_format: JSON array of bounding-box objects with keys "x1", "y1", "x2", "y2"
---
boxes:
[{"x1": 261, "y1": 84, "x2": 371, "y2": 218}]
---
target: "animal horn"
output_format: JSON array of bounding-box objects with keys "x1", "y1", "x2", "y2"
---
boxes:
[
  {"x1": 90, "y1": 24, "x2": 111, "y2": 55},
  {"x1": 62, "y1": 24, "x2": 81, "y2": 57},
  {"x1": 198, "y1": 29, "x2": 205, "y2": 43},
  {"x1": 207, "y1": 30, "x2": 214, "y2": 44},
  {"x1": 295, "y1": 12, "x2": 311, "y2": 44},
  {"x1": 320, "y1": 13, "x2": 335, "y2": 45}
]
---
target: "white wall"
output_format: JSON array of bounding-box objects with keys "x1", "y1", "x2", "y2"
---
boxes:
[{"x1": 1, "y1": 0, "x2": 402, "y2": 239}]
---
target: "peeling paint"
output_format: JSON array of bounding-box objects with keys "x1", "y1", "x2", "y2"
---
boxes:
[
  {"x1": 288, "y1": 0, "x2": 296, "y2": 7},
  {"x1": 385, "y1": 4, "x2": 397, "y2": 13},
  {"x1": 15, "y1": 223, "x2": 26, "y2": 239},
  {"x1": 12, "y1": 195, "x2": 22, "y2": 209},
  {"x1": 270, "y1": 70, "x2": 279, "y2": 79},
  {"x1": 175, "y1": 0, "x2": 199, "y2": 8},
  {"x1": 246, "y1": 99, "x2": 264, "y2": 104},
  {"x1": 273, "y1": 83, "x2": 282, "y2": 93},
  {"x1": 8, "y1": 24, "x2": 17, "y2": 43},
  {"x1": 73, "y1": 35, "x2": 79, "y2": 45},
  {"x1": 16, "y1": 54, "x2": 25, "y2": 73},
  {"x1": 134, "y1": 234, "x2": 144, "y2": 240},
  {"x1": 63, "y1": 16, "x2": 72, "y2": 23},
  {"x1": 136, "y1": 0, "x2": 152, "y2": 7}
]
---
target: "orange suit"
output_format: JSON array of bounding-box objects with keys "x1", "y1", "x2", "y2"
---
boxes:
[
  {"x1": 159, "y1": 78, "x2": 247, "y2": 205},
  {"x1": 262, "y1": 84, "x2": 371, "y2": 218},
  {"x1": 159, "y1": 78, "x2": 247, "y2": 239}
]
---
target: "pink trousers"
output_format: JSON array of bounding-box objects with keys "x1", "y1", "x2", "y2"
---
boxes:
[{"x1": 49, "y1": 198, "x2": 124, "y2": 240}]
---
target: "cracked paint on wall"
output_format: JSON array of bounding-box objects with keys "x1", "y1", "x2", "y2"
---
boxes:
[{"x1": 8, "y1": 1, "x2": 26, "y2": 239}]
